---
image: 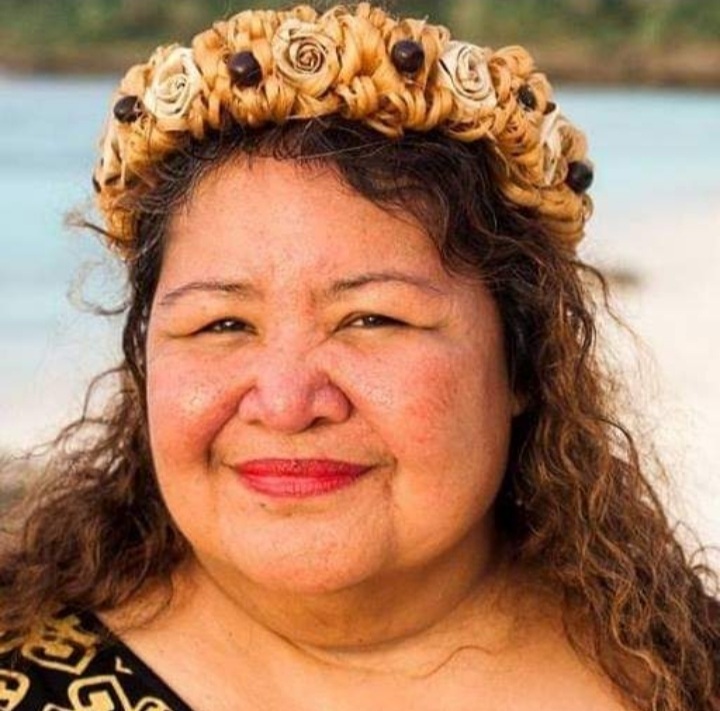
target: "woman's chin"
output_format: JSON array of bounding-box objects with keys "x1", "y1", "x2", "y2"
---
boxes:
[
  {"x1": 244, "y1": 565, "x2": 378, "y2": 597},
  {"x1": 195, "y1": 533, "x2": 394, "y2": 599}
]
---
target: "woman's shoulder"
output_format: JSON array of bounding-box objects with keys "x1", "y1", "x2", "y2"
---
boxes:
[{"x1": 0, "y1": 610, "x2": 190, "y2": 710}]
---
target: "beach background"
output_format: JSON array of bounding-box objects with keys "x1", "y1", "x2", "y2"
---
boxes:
[{"x1": 1, "y1": 0, "x2": 718, "y2": 563}]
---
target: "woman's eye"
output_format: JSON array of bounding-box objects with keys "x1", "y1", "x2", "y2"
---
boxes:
[
  {"x1": 347, "y1": 314, "x2": 404, "y2": 329},
  {"x1": 199, "y1": 318, "x2": 250, "y2": 334}
]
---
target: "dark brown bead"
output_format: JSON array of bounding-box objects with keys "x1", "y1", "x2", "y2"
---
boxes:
[
  {"x1": 544, "y1": 100, "x2": 557, "y2": 115},
  {"x1": 113, "y1": 95, "x2": 141, "y2": 123},
  {"x1": 228, "y1": 51, "x2": 263, "y2": 88},
  {"x1": 518, "y1": 84, "x2": 537, "y2": 110},
  {"x1": 566, "y1": 161, "x2": 594, "y2": 193},
  {"x1": 391, "y1": 40, "x2": 425, "y2": 75}
]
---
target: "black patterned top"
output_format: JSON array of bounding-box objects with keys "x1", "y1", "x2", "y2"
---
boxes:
[{"x1": 0, "y1": 611, "x2": 193, "y2": 710}]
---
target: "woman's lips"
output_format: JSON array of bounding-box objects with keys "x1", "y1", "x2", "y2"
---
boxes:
[{"x1": 235, "y1": 459, "x2": 372, "y2": 498}]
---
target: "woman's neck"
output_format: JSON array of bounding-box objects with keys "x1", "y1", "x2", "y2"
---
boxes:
[
  {"x1": 99, "y1": 549, "x2": 592, "y2": 711},
  {"x1": 106, "y1": 526, "x2": 523, "y2": 681}
]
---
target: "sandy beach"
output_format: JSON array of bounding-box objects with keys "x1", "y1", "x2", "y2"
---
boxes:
[{"x1": 587, "y1": 202, "x2": 720, "y2": 562}]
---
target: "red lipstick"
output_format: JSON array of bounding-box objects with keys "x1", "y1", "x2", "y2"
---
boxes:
[{"x1": 235, "y1": 459, "x2": 371, "y2": 498}]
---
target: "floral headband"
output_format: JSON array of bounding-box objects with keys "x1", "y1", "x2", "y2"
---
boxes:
[{"x1": 93, "y1": 2, "x2": 594, "y2": 255}]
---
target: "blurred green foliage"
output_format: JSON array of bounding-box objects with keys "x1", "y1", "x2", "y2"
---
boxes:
[
  {"x1": 452, "y1": 0, "x2": 720, "y2": 45},
  {"x1": 0, "y1": 0, "x2": 718, "y2": 75},
  {"x1": 1, "y1": 0, "x2": 719, "y2": 44}
]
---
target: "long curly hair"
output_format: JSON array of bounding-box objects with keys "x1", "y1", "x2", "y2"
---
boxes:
[{"x1": 1, "y1": 118, "x2": 718, "y2": 711}]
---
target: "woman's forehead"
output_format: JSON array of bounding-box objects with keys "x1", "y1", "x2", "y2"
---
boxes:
[
  {"x1": 163, "y1": 158, "x2": 447, "y2": 280},
  {"x1": 175, "y1": 157, "x2": 412, "y2": 229}
]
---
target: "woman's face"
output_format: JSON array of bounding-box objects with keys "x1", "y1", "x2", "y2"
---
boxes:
[{"x1": 146, "y1": 158, "x2": 519, "y2": 595}]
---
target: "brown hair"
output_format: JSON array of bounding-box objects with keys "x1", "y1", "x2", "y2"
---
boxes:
[{"x1": 1, "y1": 118, "x2": 718, "y2": 710}]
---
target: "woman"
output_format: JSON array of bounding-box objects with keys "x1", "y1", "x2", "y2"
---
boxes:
[{"x1": 0, "y1": 3, "x2": 717, "y2": 710}]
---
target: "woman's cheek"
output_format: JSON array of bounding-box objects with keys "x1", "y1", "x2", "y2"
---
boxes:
[
  {"x1": 324, "y1": 343, "x2": 407, "y2": 406},
  {"x1": 329, "y1": 342, "x2": 457, "y2": 446},
  {"x1": 384, "y1": 345, "x2": 460, "y2": 414},
  {"x1": 147, "y1": 349, "x2": 245, "y2": 463}
]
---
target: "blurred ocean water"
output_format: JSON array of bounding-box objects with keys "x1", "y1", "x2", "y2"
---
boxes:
[
  {"x1": 1, "y1": 78, "x2": 718, "y2": 546},
  {"x1": 1, "y1": 77, "x2": 120, "y2": 448}
]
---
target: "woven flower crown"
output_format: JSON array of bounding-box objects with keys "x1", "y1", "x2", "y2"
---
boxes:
[{"x1": 93, "y1": 2, "x2": 594, "y2": 255}]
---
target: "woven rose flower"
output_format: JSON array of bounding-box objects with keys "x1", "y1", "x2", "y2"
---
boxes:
[
  {"x1": 539, "y1": 106, "x2": 569, "y2": 185},
  {"x1": 437, "y1": 41, "x2": 497, "y2": 112},
  {"x1": 97, "y1": 118, "x2": 122, "y2": 187},
  {"x1": 143, "y1": 46, "x2": 203, "y2": 128},
  {"x1": 272, "y1": 19, "x2": 341, "y2": 96}
]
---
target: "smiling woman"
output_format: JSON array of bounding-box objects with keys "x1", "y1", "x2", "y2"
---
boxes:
[
  {"x1": 146, "y1": 158, "x2": 516, "y2": 607},
  {"x1": 0, "y1": 3, "x2": 718, "y2": 711}
]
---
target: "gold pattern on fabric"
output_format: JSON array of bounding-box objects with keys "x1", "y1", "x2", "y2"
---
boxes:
[
  {"x1": 0, "y1": 669, "x2": 30, "y2": 710},
  {"x1": 41, "y1": 674, "x2": 173, "y2": 711},
  {"x1": 114, "y1": 657, "x2": 133, "y2": 676},
  {"x1": 22, "y1": 615, "x2": 99, "y2": 675}
]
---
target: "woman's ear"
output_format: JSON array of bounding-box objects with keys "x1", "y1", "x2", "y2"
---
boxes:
[
  {"x1": 511, "y1": 390, "x2": 528, "y2": 418},
  {"x1": 502, "y1": 306, "x2": 531, "y2": 420}
]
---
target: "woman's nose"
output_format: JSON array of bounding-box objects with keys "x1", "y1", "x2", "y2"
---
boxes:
[{"x1": 236, "y1": 346, "x2": 352, "y2": 434}]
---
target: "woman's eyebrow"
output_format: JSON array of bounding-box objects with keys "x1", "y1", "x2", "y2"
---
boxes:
[
  {"x1": 157, "y1": 271, "x2": 446, "y2": 308},
  {"x1": 321, "y1": 271, "x2": 447, "y2": 301},
  {"x1": 157, "y1": 279, "x2": 262, "y2": 307}
]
